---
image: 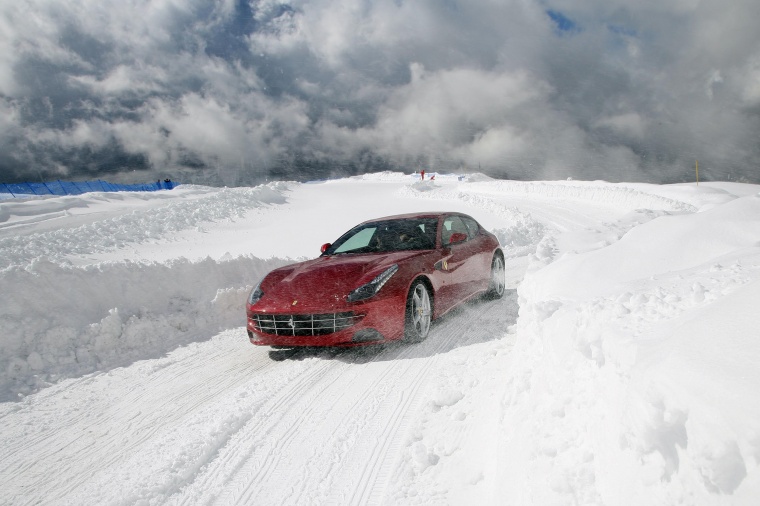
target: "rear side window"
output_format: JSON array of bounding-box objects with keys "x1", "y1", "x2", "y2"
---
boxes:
[
  {"x1": 442, "y1": 216, "x2": 470, "y2": 245},
  {"x1": 462, "y1": 216, "x2": 480, "y2": 238}
]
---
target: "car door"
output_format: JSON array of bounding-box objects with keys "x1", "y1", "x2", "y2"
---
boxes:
[
  {"x1": 434, "y1": 215, "x2": 482, "y2": 311},
  {"x1": 460, "y1": 215, "x2": 493, "y2": 292}
]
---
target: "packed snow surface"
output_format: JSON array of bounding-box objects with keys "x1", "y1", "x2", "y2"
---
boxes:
[{"x1": 1, "y1": 173, "x2": 759, "y2": 505}]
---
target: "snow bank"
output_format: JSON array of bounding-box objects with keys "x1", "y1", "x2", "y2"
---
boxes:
[
  {"x1": 501, "y1": 192, "x2": 760, "y2": 503},
  {"x1": 0, "y1": 183, "x2": 289, "y2": 269},
  {"x1": 0, "y1": 182, "x2": 294, "y2": 400},
  {"x1": 0, "y1": 255, "x2": 289, "y2": 400}
]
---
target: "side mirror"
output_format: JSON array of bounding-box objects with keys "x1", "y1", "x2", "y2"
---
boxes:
[
  {"x1": 449, "y1": 232, "x2": 467, "y2": 245},
  {"x1": 321, "y1": 243, "x2": 332, "y2": 254}
]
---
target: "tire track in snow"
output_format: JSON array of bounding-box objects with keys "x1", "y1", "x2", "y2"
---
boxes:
[
  {"x1": 168, "y1": 293, "x2": 514, "y2": 506},
  {"x1": 290, "y1": 352, "x2": 436, "y2": 505},
  {"x1": 0, "y1": 330, "x2": 278, "y2": 506},
  {"x1": 333, "y1": 294, "x2": 516, "y2": 505},
  {"x1": 170, "y1": 356, "x2": 345, "y2": 504},
  {"x1": 185, "y1": 356, "x2": 406, "y2": 504},
  {"x1": 345, "y1": 366, "x2": 433, "y2": 506},
  {"x1": 0, "y1": 329, "x2": 306, "y2": 504},
  {"x1": 74, "y1": 337, "x2": 343, "y2": 506}
]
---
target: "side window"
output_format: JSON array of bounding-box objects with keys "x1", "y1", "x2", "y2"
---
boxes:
[
  {"x1": 442, "y1": 216, "x2": 470, "y2": 245},
  {"x1": 462, "y1": 216, "x2": 480, "y2": 239}
]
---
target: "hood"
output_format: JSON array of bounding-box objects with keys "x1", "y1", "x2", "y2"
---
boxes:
[{"x1": 255, "y1": 251, "x2": 420, "y2": 312}]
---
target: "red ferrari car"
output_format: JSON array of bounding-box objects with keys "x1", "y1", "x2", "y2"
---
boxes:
[{"x1": 246, "y1": 212, "x2": 504, "y2": 347}]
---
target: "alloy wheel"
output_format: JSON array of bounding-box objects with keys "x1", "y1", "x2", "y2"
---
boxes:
[{"x1": 406, "y1": 281, "x2": 431, "y2": 342}]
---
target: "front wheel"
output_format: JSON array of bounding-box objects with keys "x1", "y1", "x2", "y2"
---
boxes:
[
  {"x1": 404, "y1": 280, "x2": 432, "y2": 342},
  {"x1": 485, "y1": 253, "x2": 505, "y2": 299}
]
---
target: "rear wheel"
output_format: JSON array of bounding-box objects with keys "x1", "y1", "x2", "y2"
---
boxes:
[
  {"x1": 404, "y1": 280, "x2": 432, "y2": 342},
  {"x1": 485, "y1": 253, "x2": 505, "y2": 299}
]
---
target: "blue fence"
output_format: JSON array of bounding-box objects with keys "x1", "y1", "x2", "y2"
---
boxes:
[{"x1": 0, "y1": 179, "x2": 176, "y2": 197}]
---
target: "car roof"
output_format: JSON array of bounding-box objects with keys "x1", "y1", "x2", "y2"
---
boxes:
[{"x1": 359, "y1": 212, "x2": 470, "y2": 224}]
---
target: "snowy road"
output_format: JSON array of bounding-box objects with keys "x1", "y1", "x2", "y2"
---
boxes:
[
  {"x1": 2, "y1": 291, "x2": 516, "y2": 505},
  {"x1": 3, "y1": 173, "x2": 759, "y2": 505}
]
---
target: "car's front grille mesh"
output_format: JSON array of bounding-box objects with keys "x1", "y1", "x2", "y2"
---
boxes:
[{"x1": 252, "y1": 312, "x2": 360, "y2": 336}]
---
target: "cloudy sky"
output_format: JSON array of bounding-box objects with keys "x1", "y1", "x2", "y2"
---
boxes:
[{"x1": 1, "y1": 0, "x2": 759, "y2": 185}]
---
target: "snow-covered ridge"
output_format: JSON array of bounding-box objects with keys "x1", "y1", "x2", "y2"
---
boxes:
[
  {"x1": 0, "y1": 182, "x2": 290, "y2": 270},
  {"x1": 467, "y1": 180, "x2": 700, "y2": 212},
  {"x1": 398, "y1": 178, "x2": 710, "y2": 259}
]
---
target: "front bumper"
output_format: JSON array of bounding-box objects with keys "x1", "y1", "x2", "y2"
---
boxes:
[{"x1": 246, "y1": 294, "x2": 406, "y2": 347}]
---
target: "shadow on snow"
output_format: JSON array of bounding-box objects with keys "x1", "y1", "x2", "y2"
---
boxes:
[{"x1": 266, "y1": 289, "x2": 518, "y2": 364}]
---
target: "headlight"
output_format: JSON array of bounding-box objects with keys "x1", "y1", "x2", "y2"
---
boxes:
[
  {"x1": 347, "y1": 264, "x2": 399, "y2": 302},
  {"x1": 248, "y1": 281, "x2": 264, "y2": 305}
]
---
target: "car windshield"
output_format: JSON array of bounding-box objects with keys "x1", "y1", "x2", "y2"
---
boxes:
[{"x1": 325, "y1": 218, "x2": 438, "y2": 255}]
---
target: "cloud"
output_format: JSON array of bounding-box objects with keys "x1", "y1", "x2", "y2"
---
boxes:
[
  {"x1": 594, "y1": 113, "x2": 647, "y2": 140},
  {"x1": 0, "y1": 0, "x2": 759, "y2": 185},
  {"x1": 348, "y1": 65, "x2": 552, "y2": 168}
]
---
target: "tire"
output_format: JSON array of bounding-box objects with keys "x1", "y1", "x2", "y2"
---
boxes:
[
  {"x1": 404, "y1": 280, "x2": 432, "y2": 343},
  {"x1": 485, "y1": 253, "x2": 505, "y2": 299}
]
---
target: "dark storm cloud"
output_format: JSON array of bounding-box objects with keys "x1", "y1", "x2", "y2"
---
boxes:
[{"x1": 1, "y1": 0, "x2": 758, "y2": 185}]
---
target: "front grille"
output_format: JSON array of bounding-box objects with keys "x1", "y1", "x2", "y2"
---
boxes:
[{"x1": 252, "y1": 312, "x2": 360, "y2": 336}]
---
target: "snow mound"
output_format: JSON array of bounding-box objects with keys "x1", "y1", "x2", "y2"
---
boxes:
[
  {"x1": 503, "y1": 192, "x2": 760, "y2": 503},
  {"x1": 0, "y1": 255, "x2": 289, "y2": 400}
]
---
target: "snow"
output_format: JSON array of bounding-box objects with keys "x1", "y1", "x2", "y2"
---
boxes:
[{"x1": 1, "y1": 172, "x2": 759, "y2": 505}]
